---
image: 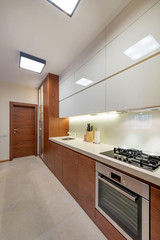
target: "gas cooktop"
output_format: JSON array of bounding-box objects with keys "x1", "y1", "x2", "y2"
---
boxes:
[{"x1": 100, "y1": 147, "x2": 160, "y2": 171}]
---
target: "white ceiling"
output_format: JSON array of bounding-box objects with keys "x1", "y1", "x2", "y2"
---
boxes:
[{"x1": 0, "y1": 0, "x2": 131, "y2": 88}]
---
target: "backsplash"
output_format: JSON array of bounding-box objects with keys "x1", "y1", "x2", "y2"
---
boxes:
[{"x1": 69, "y1": 110, "x2": 160, "y2": 153}]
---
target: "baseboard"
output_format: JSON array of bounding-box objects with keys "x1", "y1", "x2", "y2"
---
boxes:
[
  {"x1": 0, "y1": 159, "x2": 10, "y2": 163},
  {"x1": 0, "y1": 155, "x2": 39, "y2": 163}
]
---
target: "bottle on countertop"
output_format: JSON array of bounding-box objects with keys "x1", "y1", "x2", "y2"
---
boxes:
[{"x1": 94, "y1": 128, "x2": 100, "y2": 144}]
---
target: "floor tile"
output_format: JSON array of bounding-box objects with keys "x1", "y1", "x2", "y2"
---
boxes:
[{"x1": 0, "y1": 156, "x2": 107, "y2": 240}]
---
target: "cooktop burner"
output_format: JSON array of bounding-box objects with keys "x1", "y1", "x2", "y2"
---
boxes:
[{"x1": 100, "y1": 148, "x2": 160, "y2": 171}]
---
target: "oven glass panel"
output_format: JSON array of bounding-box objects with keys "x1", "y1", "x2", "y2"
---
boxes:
[{"x1": 98, "y1": 178, "x2": 141, "y2": 240}]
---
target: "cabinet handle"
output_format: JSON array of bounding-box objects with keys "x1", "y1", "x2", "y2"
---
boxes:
[{"x1": 98, "y1": 176, "x2": 138, "y2": 202}]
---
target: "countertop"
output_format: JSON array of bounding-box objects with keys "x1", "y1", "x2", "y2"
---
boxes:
[{"x1": 49, "y1": 137, "x2": 160, "y2": 187}]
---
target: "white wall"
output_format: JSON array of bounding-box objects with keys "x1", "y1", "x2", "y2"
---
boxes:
[
  {"x1": 0, "y1": 81, "x2": 38, "y2": 161},
  {"x1": 69, "y1": 110, "x2": 160, "y2": 153}
]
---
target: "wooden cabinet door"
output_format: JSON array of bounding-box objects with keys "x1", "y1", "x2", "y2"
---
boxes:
[
  {"x1": 62, "y1": 147, "x2": 79, "y2": 198},
  {"x1": 48, "y1": 141, "x2": 63, "y2": 182},
  {"x1": 151, "y1": 186, "x2": 160, "y2": 240},
  {"x1": 95, "y1": 210, "x2": 126, "y2": 240},
  {"x1": 40, "y1": 73, "x2": 69, "y2": 163},
  {"x1": 48, "y1": 141, "x2": 55, "y2": 173},
  {"x1": 78, "y1": 154, "x2": 95, "y2": 220},
  {"x1": 54, "y1": 143, "x2": 63, "y2": 182},
  {"x1": 43, "y1": 78, "x2": 49, "y2": 164}
]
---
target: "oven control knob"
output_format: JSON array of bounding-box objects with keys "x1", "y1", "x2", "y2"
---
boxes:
[
  {"x1": 121, "y1": 156, "x2": 127, "y2": 161},
  {"x1": 128, "y1": 158, "x2": 132, "y2": 163},
  {"x1": 123, "y1": 180, "x2": 126, "y2": 186}
]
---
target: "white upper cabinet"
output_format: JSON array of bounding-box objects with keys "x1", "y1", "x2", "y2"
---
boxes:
[
  {"x1": 59, "y1": 81, "x2": 105, "y2": 118},
  {"x1": 59, "y1": 48, "x2": 105, "y2": 101},
  {"x1": 106, "y1": 54, "x2": 160, "y2": 112},
  {"x1": 75, "y1": 48, "x2": 105, "y2": 85},
  {"x1": 105, "y1": 2, "x2": 160, "y2": 78},
  {"x1": 59, "y1": 74, "x2": 75, "y2": 101}
]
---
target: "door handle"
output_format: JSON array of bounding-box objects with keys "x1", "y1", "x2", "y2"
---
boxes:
[{"x1": 13, "y1": 129, "x2": 18, "y2": 134}]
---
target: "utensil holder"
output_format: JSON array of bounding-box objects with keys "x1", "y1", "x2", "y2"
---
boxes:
[{"x1": 86, "y1": 131, "x2": 93, "y2": 142}]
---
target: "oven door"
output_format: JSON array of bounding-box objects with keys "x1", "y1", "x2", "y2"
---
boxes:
[{"x1": 96, "y1": 173, "x2": 143, "y2": 240}]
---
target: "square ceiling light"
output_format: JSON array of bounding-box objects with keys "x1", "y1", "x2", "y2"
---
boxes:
[
  {"x1": 47, "y1": 0, "x2": 80, "y2": 17},
  {"x1": 123, "y1": 35, "x2": 160, "y2": 60},
  {"x1": 19, "y1": 52, "x2": 46, "y2": 73},
  {"x1": 75, "y1": 78, "x2": 93, "y2": 86}
]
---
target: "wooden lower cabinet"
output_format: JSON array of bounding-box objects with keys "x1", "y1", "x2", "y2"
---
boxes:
[
  {"x1": 48, "y1": 141, "x2": 55, "y2": 173},
  {"x1": 39, "y1": 73, "x2": 69, "y2": 164},
  {"x1": 48, "y1": 142, "x2": 63, "y2": 182},
  {"x1": 54, "y1": 143, "x2": 63, "y2": 182},
  {"x1": 47, "y1": 143, "x2": 160, "y2": 240},
  {"x1": 151, "y1": 186, "x2": 160, "y2": 240},
  {"x1": 62, "y1": 147, "x2": 79, "y2": 198},
  {"x1": 78, "y1": 154, "x2": 95, "y2": 220},
  {"x1": 95, "y1": 210, "x2": 126, "y2": 240}
]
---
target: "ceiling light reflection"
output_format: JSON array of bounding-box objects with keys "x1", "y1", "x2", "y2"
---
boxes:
[
  {"x1": 123, "y1": 35, "x2": 160, "y2": 60},
  {"x1": 75, "y1": 78, "x2": 93, "y2": 86}
]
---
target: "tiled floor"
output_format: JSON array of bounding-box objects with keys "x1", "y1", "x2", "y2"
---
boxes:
[{"x1": 0, "y1": 156, "x2": 107, "y2": 240}]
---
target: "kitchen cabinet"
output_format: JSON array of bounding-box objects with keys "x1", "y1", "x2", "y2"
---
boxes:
[
  {"x1": 151, "y1": 186, "x2": 160, "y2": 240},
  {"x1": 106, "y1": 54, "x2": 160, "y2": 112},
  {"x1": 38, "y1": 73, "x2": 69, "y2": 164},
  {"x1": 95, "y1": 210, "x2": 126, "y2": 240},
  {"x1": 59, "y1": 81, "x2": 105, "y2": 117},
  {"x1": 74, "y1": 48, "x2": 105, "y2": 88},
  {"x1": 38, "y1": 85, "x2": 44, "y2": 160},
  {"x1": 47, "y1": 141, "x2": 55, "y2": 173},
  {"x1": 59, "y1": 74, "x2": 75, "y2": 101},
  {"x1": 59, "y1": 48, "x2": 105, "y2": 101},
  {"x1": 48, "y1": 141, "x2": 63, "y2": 182},
  {"x1": 48, "y1": 141, "x2": 160, "y2": 240},
  {"x1": 105, "y1": 2, "x2": 160, "y2": 78},
  {"x1": 62, "y1": 147, "x2": 79, "y2": 198},
  {"x1": 78, "y1": 154, "x2": 95, "y2": 220}
]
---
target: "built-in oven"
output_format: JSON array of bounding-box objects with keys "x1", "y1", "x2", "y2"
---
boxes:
[{"x1": 96, "y1": 162, "x2": 149, "y2": 240}]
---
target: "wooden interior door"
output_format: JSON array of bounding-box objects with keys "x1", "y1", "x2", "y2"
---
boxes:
[{"x1": 10, "y1": 102, "x2": 37, "y2": 159}]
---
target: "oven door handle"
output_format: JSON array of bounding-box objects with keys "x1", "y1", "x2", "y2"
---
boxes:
[{"x1": 98, "y1": 176, "x2": 138, "y2": 202}]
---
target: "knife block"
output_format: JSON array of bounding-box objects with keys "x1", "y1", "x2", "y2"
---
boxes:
[{"x1": 86, "y1": 131, "x2": 93, "y2": 142}]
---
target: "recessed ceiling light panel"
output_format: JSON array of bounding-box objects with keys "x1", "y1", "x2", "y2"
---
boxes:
[
  {"x1": 19, "y1": 52, "x2": 46, "y2": 73},
  {"x1": 123, "y1": 35, "x2": 160, "y2": 60},
  {"x1": 47, "y1": 0, "x2": 80, "y2": 17},
  {"x1": 75, "y1": 78, "x2": 93, "y2": 86}
]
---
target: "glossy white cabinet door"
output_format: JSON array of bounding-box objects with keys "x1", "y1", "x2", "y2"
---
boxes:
[
  {"x1": 105, "y1": 2, "x2": 160, "y2": 78},
  {"x1": 59, "y1": 81, "x2": 105, "y2": 117},
  {"x1": 106, "y1": 54, "x2": 160, "y2": 112},
  {"x1": 59, "y1": 74, "x2": 75, "y2": 101},
  {"x1": 59, "y1": 48, "x2": 106, "y2": 101},
  {"x1": 59, "y1": 96, "x2": 74, "y2": 118},
  {"x1": 75, "y1": 48, "x2": 105, "y2": 87}
]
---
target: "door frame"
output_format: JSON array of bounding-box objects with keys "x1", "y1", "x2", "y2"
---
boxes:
[{"x1": 10, "y1": 102, "x2": 38, "y2": 160}]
